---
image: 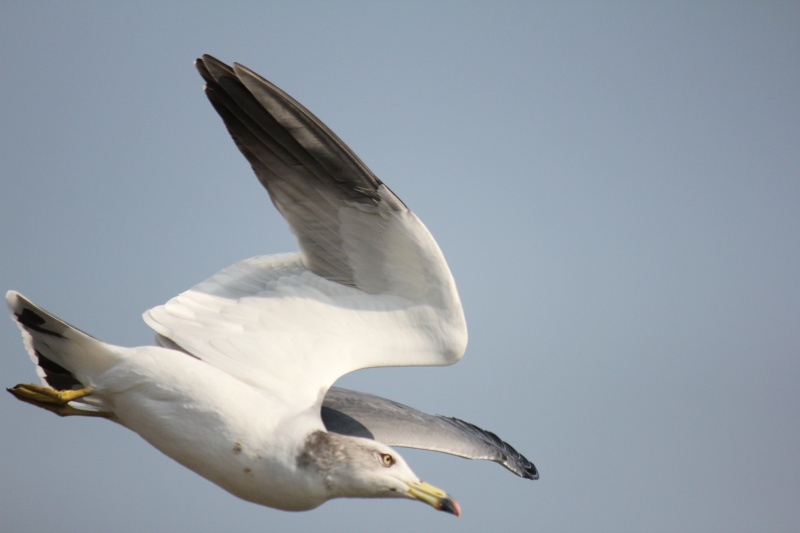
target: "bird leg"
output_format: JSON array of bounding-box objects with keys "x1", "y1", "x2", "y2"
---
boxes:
[{"x1": 7, "y1": 383, "x2": 111, "y2": 419}]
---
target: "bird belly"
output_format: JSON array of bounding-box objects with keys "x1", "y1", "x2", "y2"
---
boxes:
[{"x1": 96, "y1": 346, "x2": 326, "y2": 510}]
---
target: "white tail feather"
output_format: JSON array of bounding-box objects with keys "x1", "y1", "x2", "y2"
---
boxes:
[{"x1": 6, "y1": 291, "x2": 121, "y2": 394}]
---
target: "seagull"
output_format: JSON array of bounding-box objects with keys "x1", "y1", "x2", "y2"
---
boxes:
[{"x1": 7, "y1": 54, "x2": 537, "y2": 517}]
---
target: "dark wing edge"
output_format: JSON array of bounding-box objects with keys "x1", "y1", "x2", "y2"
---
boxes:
[
  {"x1": 195, "y1": 54, "x2": 397, "y2": 205},
  {"x1": 322, "y1": 387, "x2": 538, "y2": 480},
  {"x1": 194, "y1": 55, "x2": 409, "y2": 288}
]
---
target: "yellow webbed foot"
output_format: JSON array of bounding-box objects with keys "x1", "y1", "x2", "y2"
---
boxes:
[{"x1": 7, "y1": 384, "x2": 111, "y2": 419}]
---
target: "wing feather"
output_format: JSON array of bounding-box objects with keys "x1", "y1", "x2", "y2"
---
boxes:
[
  {"x1": 322, "y1": 387, "x2": 538, "y2": 480},
  {"x1": 144, "y1": 56, "x2": 466, "y2": 402}
]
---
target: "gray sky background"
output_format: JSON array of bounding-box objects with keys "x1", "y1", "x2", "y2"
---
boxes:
[{"x1": 2, "y1": 2, "x2": 799, "y2": 532}]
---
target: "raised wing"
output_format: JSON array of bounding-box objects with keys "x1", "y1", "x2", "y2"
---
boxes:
[
  {"x1": 322, "y1": 387, "x2": 538, "y2": 480},
  {"x1": 144, "y1": 56, "x2": 466, "y2": 401}
]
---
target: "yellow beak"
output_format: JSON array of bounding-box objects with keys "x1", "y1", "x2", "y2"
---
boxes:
[{"x1": 406, "y1": 481, "x2": 461, "y2": 517}]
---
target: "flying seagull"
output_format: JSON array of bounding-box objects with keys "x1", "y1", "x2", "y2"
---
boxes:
[{"x1": 7, "y1": 55, "x2": 537, "y2": 517}]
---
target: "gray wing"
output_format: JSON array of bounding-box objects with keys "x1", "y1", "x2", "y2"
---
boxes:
[
  {"x1": 322, "y1": 387, "x2": 538, "y2": 480},
  {"x1": 195, "y1": 55, "x2": 410, "y2": 290}
]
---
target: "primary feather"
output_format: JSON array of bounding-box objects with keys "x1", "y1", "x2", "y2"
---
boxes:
[{"x1": 144, "y1": 55, "x2": 468, "y2": 406}]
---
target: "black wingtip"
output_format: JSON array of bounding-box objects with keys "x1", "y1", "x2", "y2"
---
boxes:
[{"x1": 446, "y1": 416, "x2": 539, "y2": 480}]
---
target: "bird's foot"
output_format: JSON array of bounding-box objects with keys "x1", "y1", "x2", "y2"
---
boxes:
[{"x1": 7, "y1": 383, "x2": 111, "y2": 419}]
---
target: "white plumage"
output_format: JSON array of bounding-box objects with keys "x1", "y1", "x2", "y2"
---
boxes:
[{"x1": 7, "y1": 55, "x2": 536, "y2": 518}]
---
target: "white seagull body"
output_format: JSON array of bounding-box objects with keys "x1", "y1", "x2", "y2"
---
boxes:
[{"x1": 7, "y1": 55, "x2": 536, "y2": 517}]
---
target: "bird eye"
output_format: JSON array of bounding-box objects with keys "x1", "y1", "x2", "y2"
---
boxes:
[{"x1": 379, "y1": 453, "x2": 395, "y2": 467}]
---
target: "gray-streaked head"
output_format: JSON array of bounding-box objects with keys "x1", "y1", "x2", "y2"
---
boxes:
[{"x1": 298, "y1": 431, "x2": 460, "y2": 516}]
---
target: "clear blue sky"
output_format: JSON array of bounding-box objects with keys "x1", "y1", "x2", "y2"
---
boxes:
[{"x1": 2, "y1": 2, "x2": 799, "y2": 532}]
